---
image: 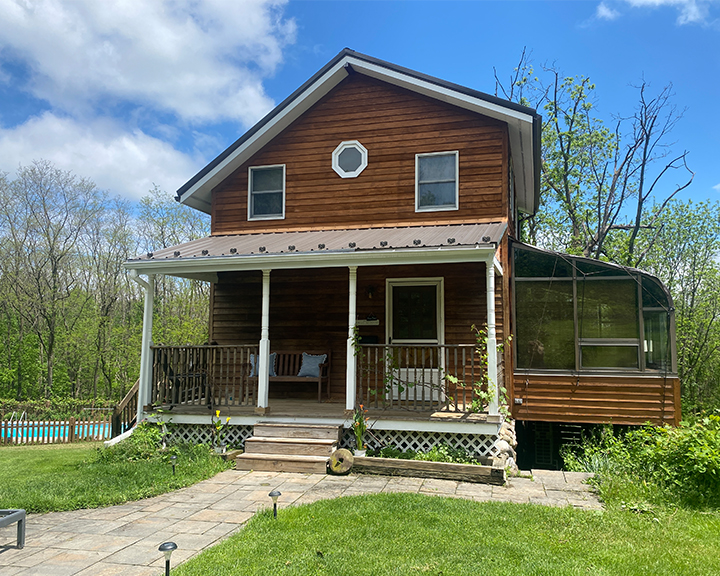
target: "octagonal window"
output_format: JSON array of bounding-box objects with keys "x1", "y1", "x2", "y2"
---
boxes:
[{"x1": 332, "y1": 140, "x2": 368, "y2": 178}]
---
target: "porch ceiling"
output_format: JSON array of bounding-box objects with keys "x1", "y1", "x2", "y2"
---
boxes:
[{"x1": 125, "y1": 222, "x2": 506, "y2": 279}]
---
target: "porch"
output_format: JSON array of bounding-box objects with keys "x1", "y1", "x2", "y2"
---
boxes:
[{"x1": 149, "y1": 343, "x2": 503, "y2": 419}]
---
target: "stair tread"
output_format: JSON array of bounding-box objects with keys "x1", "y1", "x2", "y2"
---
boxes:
[
  {"x1": 255, "y1": 422, "x2": 341, "y2": 430},
  {"x1": 247, "y1": 437, "x2": 337, "y2": 445},
  {"x1": 236, "y1": 453, "x2": 329, "y2": 462}
]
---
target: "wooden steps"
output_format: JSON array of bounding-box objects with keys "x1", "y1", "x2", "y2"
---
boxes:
[{"x1": 234, "y1": 422, "x2": 342, "y2": 473}]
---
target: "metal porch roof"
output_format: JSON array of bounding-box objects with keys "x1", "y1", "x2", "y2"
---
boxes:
[{"x1": 127, "y1": 222, "x2": 506, "y2": 273}]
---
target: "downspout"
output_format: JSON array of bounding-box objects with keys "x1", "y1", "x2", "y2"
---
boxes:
[{"x1": 129, "y1": 269, "x2": 155, "y2": 426}]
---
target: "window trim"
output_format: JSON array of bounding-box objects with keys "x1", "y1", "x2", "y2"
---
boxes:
[
  {"x1": 248, "y1": 164, "x2": 286, "y2": 221},
  {"x1": 385, "y1": 277, "x2": 445, "y2": 345},
  {"x1": 332, "y1": 140, "x2": 368, "y2": 178},
  {"x1": 415, "y1": 151, "x2": 459, "y2": 213}
]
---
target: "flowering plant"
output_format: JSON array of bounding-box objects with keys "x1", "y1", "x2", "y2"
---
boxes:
[
  {"x1": 211, "y1": 410, "x2": 231, "y2": 447},
  {"x1": 352, "y1": 404, "x2": 369, "y2": 450}
]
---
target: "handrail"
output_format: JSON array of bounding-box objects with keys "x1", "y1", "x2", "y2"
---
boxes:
[
  {"x1": 151, "y1": 344, "x2": 258, "y2": 410},
  {"x1": 356, "y1": 343, "x2": 482, "y2": 413},
  {"x1": 112, "y1": 379, "x2": 139, "y2": 437}
]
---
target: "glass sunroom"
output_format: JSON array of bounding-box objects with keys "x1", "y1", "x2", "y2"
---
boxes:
[{"x1": 513, "y1": 243, "x2": 676, "y2": 375}]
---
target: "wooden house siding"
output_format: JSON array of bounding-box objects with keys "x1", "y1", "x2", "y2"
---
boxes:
[
  {"x1": 210, "y1": 262, "x2": 502, "y2": 399},
  {"x1": 511, "y1": 374, "x2": 680, "y2": 426},
  {"x1": 211, "y1": 74, "x2": 509, "y2": 235}
]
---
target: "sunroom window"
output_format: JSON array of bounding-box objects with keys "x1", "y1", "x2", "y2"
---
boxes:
[
  {"x1": 249, "y1": 165, "x2": 284, "y2": 220},
  {"x1": 416, "y1": 152, "x2": 458, "y2": 211}
]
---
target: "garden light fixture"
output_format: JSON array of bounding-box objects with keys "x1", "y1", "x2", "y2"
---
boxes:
[
  {"x1": 269, "y1": 490, "x2": 281, "y2": 518},
  {"x1": 171, "y1": 455, "x2": 177, "y2": 475},
  {"x1": 158, "y1": 541, "x2": 177, "y2": 576}
]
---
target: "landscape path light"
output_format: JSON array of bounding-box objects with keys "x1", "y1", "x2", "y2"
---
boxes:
[
  {"x1": 269, "y1": 490, "x2": 281, "y2": 519},
  {"x1": 158, "y1": 541, "x2": 177, "y2": 576},
  {"x1": 171, "y1": 455, "x2": 177, "y2": 476}
]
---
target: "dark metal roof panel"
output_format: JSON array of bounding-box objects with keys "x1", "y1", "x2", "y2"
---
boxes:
[{"x1": 130, "y1": 222, "x2": 507, "y2": 262}]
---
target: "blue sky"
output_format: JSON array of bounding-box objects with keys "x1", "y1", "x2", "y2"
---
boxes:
[{"x1": 0, "y1": 0, "x2": 717, "y2": 206}]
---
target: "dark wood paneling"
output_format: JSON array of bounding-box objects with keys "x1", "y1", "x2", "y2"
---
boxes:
[
  {"x1": 212, "y1": 74, "x2": 509, "y2": 235},
  {"x1": 511, "y1": 374, "x2": 680, "y2": 426}
]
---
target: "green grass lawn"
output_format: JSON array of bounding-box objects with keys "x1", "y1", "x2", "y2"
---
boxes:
[
  {"x1": 0, "y1": 441, "x2": 231, "y2": 513},
  {"x1": 173, "y1": 492, "x2": 720, "y2": 576}
]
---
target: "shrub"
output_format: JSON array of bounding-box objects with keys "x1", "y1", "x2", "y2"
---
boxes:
[{"x1": 563, "y1": 416, "x2": 720, "y2": 509}]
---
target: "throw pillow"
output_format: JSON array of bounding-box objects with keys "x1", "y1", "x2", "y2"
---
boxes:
[
  {"x1": 249, "y1": 352, "x2": 277, "y2": 377},
  {"x1": 297, "y1": 352, "x2": 327, "y2": 378}
]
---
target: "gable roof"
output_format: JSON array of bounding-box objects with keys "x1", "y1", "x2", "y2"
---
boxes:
[{"x1": 176, "y1": 48, "x2": 542, "y2": 216}]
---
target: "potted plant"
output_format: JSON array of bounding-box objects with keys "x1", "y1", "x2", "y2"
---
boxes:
[{"x1": 352, "y1": 404, "x2": 369, "y2": 456}]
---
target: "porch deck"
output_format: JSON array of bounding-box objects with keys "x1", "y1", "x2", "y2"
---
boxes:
[{"x1": 158, "y1": 399, "x2": 502, "y2": 424}]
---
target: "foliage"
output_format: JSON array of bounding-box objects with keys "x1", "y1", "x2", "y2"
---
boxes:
[
  {"x1": 368, "y1": 442, "x2": 478, "y2": 465},
  {"x1": 0, "y1": 163, "x2": 209, "y2": 403},
  {"x1": 211, "y1": 409, "x2": 231, "y2": 447},
  {"x1": 352, "y1": 404, "x2": 368, "y2": 449},
  {"x1": 0, "y1": 397, "x2": 115, "y2": 420},
  {"x1": 445, "y1": 324, "x2": 510, "y2": 415},
  {"x1": 563, "y1": 417, "x2": 720, "y2": 509},
  {"x1": 0, "y1": 440, "x2": 231, "y2": 513},
  {"x1": 173, "y1": 492, "x2": 720, "y2": 576}
]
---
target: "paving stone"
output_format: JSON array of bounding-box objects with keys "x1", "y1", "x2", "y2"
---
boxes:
[
  {"x1": 185, "y1": 509, "x2": 253, "y2": 524},
  {"x1": 0, "y1": 467, "x2": 600, "y2": 575},
  {"x1": 382, "y1": 477, "x2": 423, "y2": 493},
  {"x1": 74, "y1": 562, "x2": 160, "y2": 576},
  {"x1": 52, "y1": 533, "x2": 140, "y2": 553},
  {"x1": 169, "y1": 519, "x2": 220, "y2": 535},
  {"x1": 419, "y1": 479, "x2": 458, "y2": 494}
]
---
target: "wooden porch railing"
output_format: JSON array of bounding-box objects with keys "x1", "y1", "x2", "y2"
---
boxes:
[
  {"x1": 112, "y1": 379, "x2": 139, "y2": 437},
  {"x1": 151, "y1": 345, "x2": 258, "y2": 409},
  {"x1": 357, "y1": 344, "x2": 491, "y2": 412}
]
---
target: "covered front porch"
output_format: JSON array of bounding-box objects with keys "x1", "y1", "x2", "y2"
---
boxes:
[{"x1": 125, "y1": 223, "x2": 508, "y2": 434}]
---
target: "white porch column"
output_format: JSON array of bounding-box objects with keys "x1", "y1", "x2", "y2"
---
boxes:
[
  {"x1": 346, "y1": 266, "x2": 358, "y2": 411},
  {"x1": 486, "y1": 260, "x2": 499, "y2": 416},
  {"x1": 137, "y1": 273, "x2": 155, "y2": 425},
  {"x1": 257, "y1": 269, "x2": 271, "y2": 412}
]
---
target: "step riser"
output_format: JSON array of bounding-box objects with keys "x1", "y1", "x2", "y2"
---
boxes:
[
  {"x1": 245, "y1": 440, "x2": 336, "y2": 456},
  {"x1": 235, "y1": 456, "x2": 327, "y2": 474},
  {"x1": 253, "y1": 424, "x2": 341, "y2": 441}
]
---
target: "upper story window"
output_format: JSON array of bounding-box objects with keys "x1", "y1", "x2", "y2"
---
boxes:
[
  {"x1": 332, "y1": 141, "x2": 368, "y2": 178},
  {"x1": 248, "y1": 165, "x2": 285, "y2": 220},
  {"x1": 415, "y1": 151, "x2": 459, "y2": 212}
]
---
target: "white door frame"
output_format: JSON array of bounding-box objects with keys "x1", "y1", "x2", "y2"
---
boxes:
[{"x1": 385, "y1": 277, "x2": 445, "y2": 345}]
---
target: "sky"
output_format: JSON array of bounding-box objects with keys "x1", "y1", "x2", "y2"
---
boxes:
[{"x1": 0, "y1": 0, "x2": 718, "y2": 207}]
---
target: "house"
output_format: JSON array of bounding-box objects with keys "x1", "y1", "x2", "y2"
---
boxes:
[{"x1": 125, "y1": 49, "x2": 679, "y2": 469}]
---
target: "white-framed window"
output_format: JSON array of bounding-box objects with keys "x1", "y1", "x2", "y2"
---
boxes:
[
  {"x1": 248, "y1": 165, "x2": 285, "y2": 221},
  {"x1": 386, "y1": 278, "x2": 445, "y2": 345},
  {"x1": 415, "y1": 151, "x2": 459, "y2": 212},
  {"x1": 332, "y1": 140, "x2": 368, "y2": 178}
]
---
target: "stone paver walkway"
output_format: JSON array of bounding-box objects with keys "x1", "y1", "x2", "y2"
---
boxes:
[{"x1": 0, "y1": 469, "x2": 599, "y2": 575}]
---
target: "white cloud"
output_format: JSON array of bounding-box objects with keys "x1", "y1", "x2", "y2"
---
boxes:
[
  {"x1": 0, "y1": 0, "x2": 296, "y2": 125},
  {"x1": 713, "y1": 183, "x2": 720, "y2": 192},
  {"x1": 622, "y1": 0, "x2": 715, "y2": 24},
  {"x1": 0, "y1": 113, "x2": 201, "y2": 200},
  {"x1": 597, "y1": 2, "x2": 622, "y2": 19}
]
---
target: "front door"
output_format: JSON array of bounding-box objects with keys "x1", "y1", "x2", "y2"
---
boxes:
[{"x1": 386, "y1": 278, "x2": 444, "y2": 402}]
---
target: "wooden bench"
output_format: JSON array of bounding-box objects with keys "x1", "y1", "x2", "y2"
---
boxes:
[{"x1": 250, "y1": 351, "x2": 331, "y2": 402}]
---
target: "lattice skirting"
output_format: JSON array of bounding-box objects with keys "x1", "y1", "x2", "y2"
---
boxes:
[
  {"x1": 340, "y1": 427, "x2": 500, "y2": 458},
  {"x1": 168, "y1": 423, "x2": 254, "y2": 448},
  {"x1": 168, "y1": 423, "x2": 499, "y2": 457}
]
